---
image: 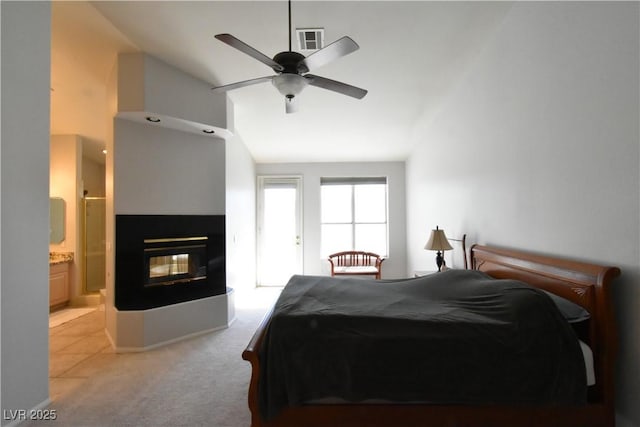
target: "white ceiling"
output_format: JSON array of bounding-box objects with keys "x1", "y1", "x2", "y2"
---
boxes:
[{"x1": 52, "y1": 1, "x2": 513, "y2": 164}]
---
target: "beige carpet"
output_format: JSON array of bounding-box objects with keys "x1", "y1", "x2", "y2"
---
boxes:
[{"x1": 28, "y1": 288, "x2": 280, "y2": 427}]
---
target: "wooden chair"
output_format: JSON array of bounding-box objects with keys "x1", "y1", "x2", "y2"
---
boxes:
[{"x1": 328, "y1": 251, "x2": 385, "y2": 280}]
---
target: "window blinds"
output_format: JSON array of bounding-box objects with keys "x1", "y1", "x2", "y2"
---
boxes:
[{"x1": 320, "y1": 177, "x2": 387, "y2": 186}]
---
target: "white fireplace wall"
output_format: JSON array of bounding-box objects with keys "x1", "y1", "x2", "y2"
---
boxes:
[
  {"x1": 113, "y1": 119, "x2": 225, "y2": 215},
  {"x1": 117, "y1": 53, "x2": 230, "y2": 138},
  {"x1": 106, "y1": 52, "x2": 230, "y2": 351}
]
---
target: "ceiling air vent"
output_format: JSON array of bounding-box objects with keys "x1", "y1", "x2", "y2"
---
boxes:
[{"x1": 296, "y1": 28, "x2": 324, "y2": 51}]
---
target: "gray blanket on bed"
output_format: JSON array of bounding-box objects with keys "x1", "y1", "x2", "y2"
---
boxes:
[{"x1": 258, "y1": 270, "x2": 587, "y2": 421}]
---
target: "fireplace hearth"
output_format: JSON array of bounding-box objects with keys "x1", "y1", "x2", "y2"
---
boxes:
[{"x1": 115, "y1": 215, "x2": 225, "y2": 310}]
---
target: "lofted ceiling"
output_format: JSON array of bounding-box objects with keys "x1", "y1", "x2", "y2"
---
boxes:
[
  {"x1": 50, "y1": 1, "x2": 138, "y2": 163},
  {"x1": 52, "y1": 1, "x2": 513, "y2": 164}
]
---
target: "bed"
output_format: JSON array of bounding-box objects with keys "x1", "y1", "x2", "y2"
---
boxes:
[{"x1": 242, "y1": 244, "x2": 620, "y2": 427}]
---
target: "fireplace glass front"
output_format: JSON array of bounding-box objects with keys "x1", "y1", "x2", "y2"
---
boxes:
[{"x1": 144, "y1": 237, "x2": 208, "y2": 287}]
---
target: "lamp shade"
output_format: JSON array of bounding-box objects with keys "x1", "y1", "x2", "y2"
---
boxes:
[{"x1": 424, "y1": 226, "x2": 453, "y2": 251}]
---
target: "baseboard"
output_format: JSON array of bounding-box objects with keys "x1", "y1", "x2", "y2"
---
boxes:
[
  {"x1": 227, "y1": 314, "x2": 237, "y2": 327},
  {"x1": 112, "y1": 324, "x2": 229, "y2": 353},
  {"x1": 104, "y1": 313, "x2": 237, "y2": 353},
  {"x1": 70, "y1": 293, "x2": 100, "y2": 307},
  {"x1": 104, "y1": 326, "x2": 116, "y2": 351}
]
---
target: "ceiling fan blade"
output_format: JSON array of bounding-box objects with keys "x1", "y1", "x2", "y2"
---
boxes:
[
  {"x1": 305, "y1": 74, "x2": 368, "y2": 99},
  {"x1": 285, "y1": 97, "x2": 299, "y2": 114},
  {"x1": 211, "y1": 76, "x2": 273, "y2": 93},
  {"x1": 215, "y1": 34, "x2": 284, "y2": 72},
  {"x1": 300, "y1": 36, "x2": 359, "y2": 72}
]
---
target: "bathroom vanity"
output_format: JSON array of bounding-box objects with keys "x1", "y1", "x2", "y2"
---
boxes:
[{"x1": 49, "y1": 252, "x2": 73, "y2": 309}]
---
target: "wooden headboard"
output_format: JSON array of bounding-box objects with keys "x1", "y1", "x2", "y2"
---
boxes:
[{"x1": 470, "y1": 244, "x2": 620, "y2": 415}]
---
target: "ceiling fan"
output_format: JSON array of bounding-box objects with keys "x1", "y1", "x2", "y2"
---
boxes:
[{"x1": 211, "y1": 0, "x2": 367, "y2": 113}]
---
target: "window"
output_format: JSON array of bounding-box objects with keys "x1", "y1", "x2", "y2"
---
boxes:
[{"x1": 321, "y1": 177, "x2": 388, "y2": 257}]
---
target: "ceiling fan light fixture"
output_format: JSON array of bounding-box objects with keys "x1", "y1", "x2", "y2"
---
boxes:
[
  {"x1": 212, "y1": 0, "x2": 366, "y2": 112},
  {"x1": 272, "y1": 73, "x2": 309, "y2": 98}
]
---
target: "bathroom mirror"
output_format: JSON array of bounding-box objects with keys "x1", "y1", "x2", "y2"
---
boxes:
[{"x1": 50, "y1": 197, "x2": 66, "y2": 244}]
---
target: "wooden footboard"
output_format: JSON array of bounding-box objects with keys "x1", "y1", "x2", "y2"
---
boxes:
[
  {"x1": 242, "y1": 306, "x2": 273, "y2": 424},
  {"x1": 243, "y1": 245, "x2": 620, "y2": 427}
]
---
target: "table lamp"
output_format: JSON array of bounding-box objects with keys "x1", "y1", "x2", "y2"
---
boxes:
[{"x1": 424, "y1": 226, "x2": 453, "y2": 272}]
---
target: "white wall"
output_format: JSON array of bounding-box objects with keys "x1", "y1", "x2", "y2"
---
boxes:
[
  {"x1": 405, "y1": 2, "x2": 639, "y2": 425},
  {"x1": 225, "y1": 100, "x2": 257, "y2": 292},
  {"x1": 50, "y1": 135, "x2": 83, "y2": 304},
  {"x1": 50, "y1": 136, "x2": 81, "y2": 225},
  {"x1": 0, "y1": 1, "x2": 52, "y2": 422},
  {"x1": 256, "y1": 161, "x2": 406, "y2": 279},
  {"x1": 113, "y1": 120, "x2": 226, "y2": 215},
  {"x1": 83, "y1": 157, "x2": 105, "y2": 197},
  {"x1": 118, "y1": 53, "x2": 227, "y2": 130}
]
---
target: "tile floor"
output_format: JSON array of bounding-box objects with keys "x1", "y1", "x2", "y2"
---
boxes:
[{"x1": 48, "y1": 306, "x2": 116, "y2": 401}]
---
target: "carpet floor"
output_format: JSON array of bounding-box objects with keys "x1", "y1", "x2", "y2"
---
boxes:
[{"x1": 28, "y1": 288, "x2": 281, "y2": 427}]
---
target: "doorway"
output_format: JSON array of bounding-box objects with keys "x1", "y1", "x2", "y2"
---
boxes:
[{"x1": 257, "y1": 176, "x2": 303, "y2": 287}]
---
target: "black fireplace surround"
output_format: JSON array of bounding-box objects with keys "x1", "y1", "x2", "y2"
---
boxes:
[{"x1": 115, "y1": 215, "x2": 226, "y2": 310}]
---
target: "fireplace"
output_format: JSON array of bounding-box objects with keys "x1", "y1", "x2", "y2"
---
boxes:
[
  {"x1": 144, "y1": 237, "x2": 208, "y2": 287},
  {"x1": 115, "y1": 215, "x2": 225, "y2": 310}
]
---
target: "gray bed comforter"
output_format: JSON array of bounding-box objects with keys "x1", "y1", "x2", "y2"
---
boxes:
[{"x1": 258, "y1": 270, "x2": 586, "y2": 421}]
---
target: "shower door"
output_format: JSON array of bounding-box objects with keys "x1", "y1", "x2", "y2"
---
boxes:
[{"x1": 84, "y1": 197, "x2": 106, "y2": 293}]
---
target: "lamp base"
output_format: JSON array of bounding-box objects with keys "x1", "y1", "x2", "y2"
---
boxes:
[{"x1": 435, "y1": 251, "x2": 444, "y2": 272}]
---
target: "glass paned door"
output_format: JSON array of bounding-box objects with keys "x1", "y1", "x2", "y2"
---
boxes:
[{"x1": 257, "y1": 176, "x2": 303, "y2": 286}]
